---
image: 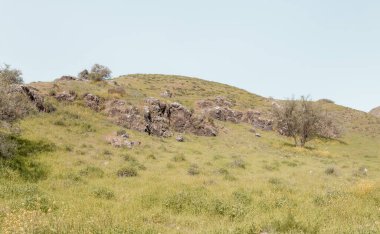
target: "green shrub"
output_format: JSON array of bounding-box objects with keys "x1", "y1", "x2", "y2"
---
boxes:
[
  {"x1": 188, "y1": 164, "x2": 200, "y2": 175},
  {"x1": 79, "y1": 166, "x2": 104, "y2": 178},
  {"x1": 272, "y1": 213, "x2": 319, "y2": 233},
  {"x1": 92, "y1": 187, "x2": 115, "y2": 200},
  {"x1": 146, "y1": 154, "x2": 156, "y2": 160},
  {"x1": 172, "y1": 154, "x2": 186, "y2": 162},
  {"x1": 231, "y1": 159, "x2": 246, "y2": 169},
  {"x1": 116, "y1": 129, "x2": 126, "y2": 136},
  {"x1": 24, "y1": 194, "x2": 57, "y2": 213},
  {"x1": 123, "y1": 154, "x2": 137, "y2": 162},
  {"x1": 117, "y1": 167, "x2": 138, "y2": 177},
  {"x1": 325, "y1": 167, "x2": 338, "y2": 176},
  {"x1": 48, "y1": 89, "x2": 56, "y2": 96}
]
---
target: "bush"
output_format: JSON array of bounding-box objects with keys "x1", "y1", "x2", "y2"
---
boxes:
[
  {"x1": 0, "y1": 64, "x2": 23, "y2": 85},
  {"x1": 272, "y1": 96, "x2": 341, "y2": 147},
  {"x1": 48, "y1": 90, "x2": 56, "y2": 96},
  {"x1": 79, "y1": 166, "x2": 104, "y2": 178},
  {"x1": 188, "y1": 164, "x2": 200, "y2": 175},
  {"x1": 325, "y1": 167, "x2": 338, "y2": 176},
  {"x1": 89, "y1": 64, "x2": 112, "y2": 81},
  {"x1": 78, "y1": 64, "x2": 112, "y2": 81},
  {"x1": 117, "y1": 166, "x2": 138, "y2": 177},
  {"x1": 116, "y1": 129, "x2": 127, "y2": 136},
  {"x1": 231, "y1": 159, "x2": 246, "y2": 169},
  {"x1": 108, "y1": 87, "x2": 126, "y2": 96},
  {"x1": 78, "y1": 69, "x2": 89, "y2": 80},
  {"x1": 172, "y1": 154, "x2": 186, "y2": 162},
  {"x1": 146, "y1": 154, "x2": 156, "y2": 160},
  {"x1": 92, "y1": 187, "x2": 115, "y2": 200}
]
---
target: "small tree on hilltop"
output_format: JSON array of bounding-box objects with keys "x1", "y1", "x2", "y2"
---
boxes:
[
  {"x1": 88, "y1": 64, "x2": 112, "y2": 81},
  {"x1": 272, "y1": 96, "x2": 340, "y2": 147}
]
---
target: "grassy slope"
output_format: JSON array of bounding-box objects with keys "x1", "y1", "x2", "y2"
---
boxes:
[{"x1": 0, "y1": 75, "x2": 379, "y2": 233}]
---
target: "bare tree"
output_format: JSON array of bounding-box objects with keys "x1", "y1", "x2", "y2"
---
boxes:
[{"x1": 273, "y1": 96, "x2": 340, "y2": 147}]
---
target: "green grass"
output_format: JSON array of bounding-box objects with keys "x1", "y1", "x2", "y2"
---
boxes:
[{"x1": 0, "y1": 75, "x2": 379, "y2": 233}]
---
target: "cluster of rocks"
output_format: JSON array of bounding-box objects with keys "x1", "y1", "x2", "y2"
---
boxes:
[
  {"x1": 105, "y1": 132, "x2": 141, "y2": 149},
  {"x1": 160, "y1": 90, "x2": 173, "y2": 98},
  {"x1": 52, "y1": 90, "x2": 274, "y2": 137},
  {"x1": 243, "y1": 110, "x2": 273, "y2": 131},
  {"x1": 197, "y1": 96, "x2": 273, "y2": 130},
  {"x1": 83, "y1": 93, "x2": 103, "y2": 112},
  {"x1": 105, "y1": 97, "x2": 218, "y2": 137},
  {"x1": 55, "y1": 91, "x2": 77, "y2": 102},
  {"x1": 11, "y1": 85, "x2": 55, "y2": 113}
]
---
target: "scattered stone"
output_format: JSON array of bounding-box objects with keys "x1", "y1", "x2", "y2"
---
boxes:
[
  {"x1": 243, "y1": 110, "x2": 273, "y2": 131},
  {"x1": 359, "y1": 167, "x2": 368, "y2": 176},
  {"x1": 255, "y1": 133, "x2": 261, "y2": 138},
  {"x1": 207, "y1": 106, "x2": 243, "y2": 123},
  {"x1": 197, "y1": 96, "x2": 234, "y2": 108},
  {"x1": 121, "y1": 133, "x2": 129, "y2": 139},
  {"x1": 176, "y1": 135, "x2": 184, "y2": 142},
  {"x1": 106, "y1": 136, "x2": 140, "y2": 149},
  {"x1": 83, "y1": 93, "x2": 102, "y2": 111},
  {"x1": 354, "y1": 167, "x2": 368, "y2": 177},
  {"x1": 55, "y1": 91, "x2": 77, "y2": 102},
  {"x1": 160, "y1": 90, "x2": 173, "y2": 98}
]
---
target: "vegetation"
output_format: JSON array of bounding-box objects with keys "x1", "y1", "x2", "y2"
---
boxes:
[
  {"x1": 0, "y1": 74, "x2": 379, "y2": 233},
  {"x1": 78, "y1": 64, "x2": 112, "y2": 81},
  {"x1": 273, "y1": 96, "x2": 340, "y2": 147}
]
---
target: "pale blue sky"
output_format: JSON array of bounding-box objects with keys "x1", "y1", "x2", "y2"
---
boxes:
[{"x1": 1, "y1": 0, "x2": 379, "y2": 111}]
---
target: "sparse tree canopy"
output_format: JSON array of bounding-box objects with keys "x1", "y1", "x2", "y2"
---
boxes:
[
  {"x1": 89, "y1": 64, "x2": 112, "y2": 81},
  {"x1": 0, "y1": 65, "x2": 34, "y2": 124},
  {"x1": 77, "y1": 64, "x2": 112, "y2": 81},
  {"x1": 78, "y1": 69, "x2": 89, "y2": 80},
  {"x1": 272, "y1": 96, "x2": 340, "y2": 147},
  {"x1": 0, "y1": 64, "x2": 23, "y2": 86}
]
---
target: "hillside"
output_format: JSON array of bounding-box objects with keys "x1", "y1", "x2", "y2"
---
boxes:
[
  {"x1": 370, "y1": 106, "x2": 380, "y2": 117},
  {"x1": 1, "y1": 74, "x2": 379, "y2": 233}
]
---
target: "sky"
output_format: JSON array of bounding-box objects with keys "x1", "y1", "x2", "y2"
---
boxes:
[{"x1": 0, "y1": 0, "x2": 379, "y2": 112}]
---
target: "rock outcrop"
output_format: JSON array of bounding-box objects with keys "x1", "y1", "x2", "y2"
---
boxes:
[
  {"x1": 83, "y1": 93, "x2": 103, "y2": 112},
  {"x1": 243, "y1": 110, "x2": 273, "y2": 131},
  {"x1": 105, "y1": 97, "x2": 218, "y2": 137},
  {"x1": 11, "y1": 85, "x2": 55, "y2": 113},
  {"x1": 55, "y1": 91, "x2": 77, "y2": 102},
  {"x1": 197, "y1": 96, "x2": 273, "y2": 130}
]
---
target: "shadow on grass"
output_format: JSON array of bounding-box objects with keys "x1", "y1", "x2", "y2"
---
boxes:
[
  {"x1": 282, "y1": 142, "x2": 316, "y2": 150},
  {"x1": 318, "y1": 136, "x2": 348, "y2": 145},
  {"x1": 0, "y1": 134, "x2": 56, "y2": 182}
]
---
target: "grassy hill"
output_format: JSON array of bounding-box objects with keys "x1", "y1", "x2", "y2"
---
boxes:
[
  {"x1": 1, "y1": 74, "x2": 379, "y2": 233},
  {"x1": 370, "y1": 106, "x2": 380, "y2": 117}
]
